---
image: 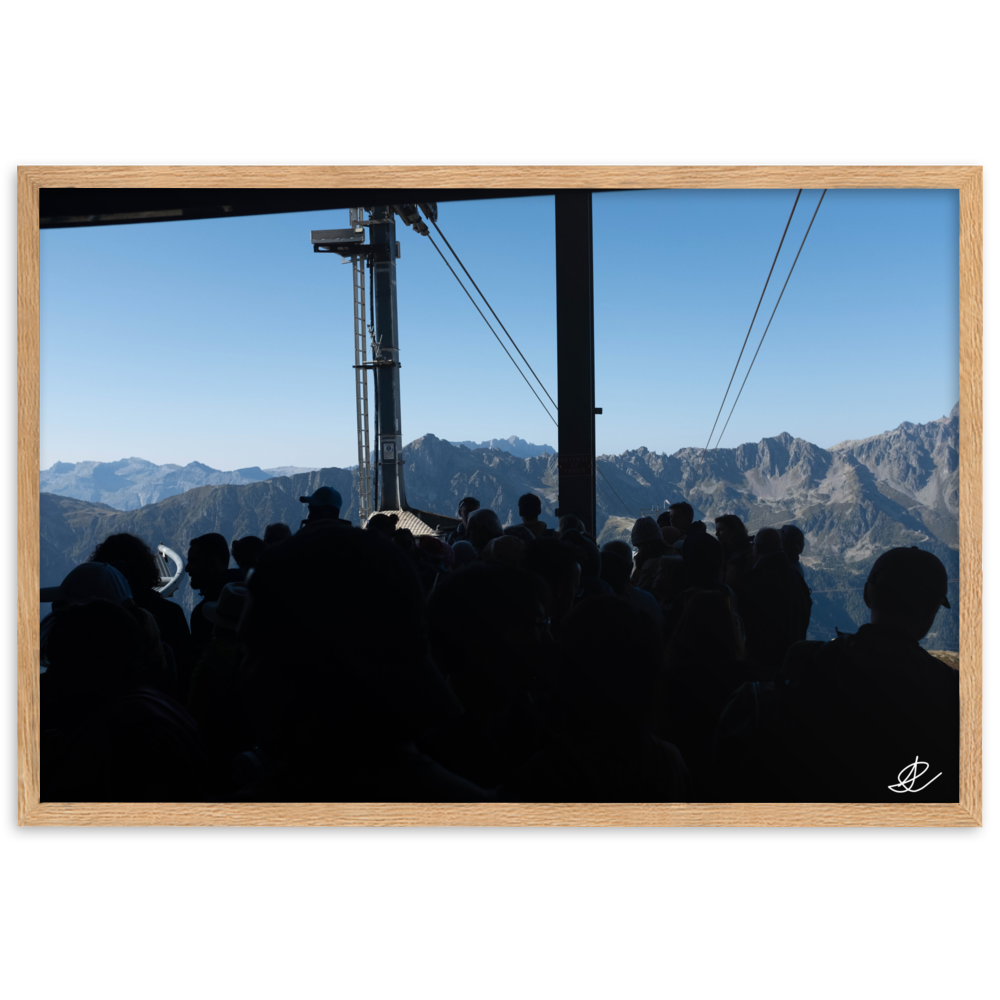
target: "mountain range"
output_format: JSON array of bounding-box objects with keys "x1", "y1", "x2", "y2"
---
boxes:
[
  {"x1": 40, "y1": 458, "x2": 320, "y2": 511},
  {"x1": 448, "y1": 435, "x2": 555, "y2": 458},
  {"x1": 39, "y1": 407, "x2": 960, "y2": 649}
]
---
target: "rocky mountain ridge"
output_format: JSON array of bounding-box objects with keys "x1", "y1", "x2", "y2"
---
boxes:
[
  {"x1": 39, "y1": 407, "x2": 960, "y2": 649},
  {"x1": 448, "y1": 435, "x2": 555, "y2": 458}
]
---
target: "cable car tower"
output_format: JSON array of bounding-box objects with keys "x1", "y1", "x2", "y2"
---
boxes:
[
  {"x1": 349, "y1": 207, "x2": 373, "y2": 522},
  {"x1": 312, "y1": 204, "x2": 454, "y2": 533}
]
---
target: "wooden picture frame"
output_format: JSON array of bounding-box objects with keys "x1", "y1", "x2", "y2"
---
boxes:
[{"x1": 17, "y1": 165, "x2": 983, "y2": 827}]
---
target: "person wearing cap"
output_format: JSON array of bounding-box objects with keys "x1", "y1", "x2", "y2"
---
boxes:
[
  {"x1": 447, "y1": 496, "x2": 480, "y2": 544},
  {"x1": 298, "y1": 486, "x2": 352, "y2": 531},
  {"x1": 773, "y1": 546, "x2": 959, "y2": 802}
]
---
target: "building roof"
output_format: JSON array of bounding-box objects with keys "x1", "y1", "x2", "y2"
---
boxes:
[{"x1": 371, "y1": 509, "x2": 441, "y2": 537}]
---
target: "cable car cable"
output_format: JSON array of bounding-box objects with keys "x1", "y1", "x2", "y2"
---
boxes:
[
  {"x1": 594, "y1": 473, "x2": 628, "y2": 520},
  {"x1": 424, "y1": 215, "x2": 631, "y2": 517},
  {"x1": 712, "y1": 189, "x2": 827, "y2": 451},
  {"x1": 426, "y1": 232, "x2": 558, "y2": 428},
  {"x1": 704, "y1": 189, "x2": 802, "y2": 452},
  {"x1": 596, "y1": 463, "x2": 634, "y2": 518},
  {"x1": 428, "y1": 216, "x2": 558, "y2": 411}
]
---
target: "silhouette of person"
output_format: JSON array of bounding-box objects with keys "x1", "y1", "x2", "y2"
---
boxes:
[
  {"x1": 560, "y1": 530, "x2": 614, "y2": 603},
  {"x1": 187, "y1": 582, "x2": 254, "y2": 778},
  {"x1": 775, "y1": 546, "x2": 958, "y2": 802},
  {"x1": 668, "y1": 502, "x2": 706, "y2": 538},
  {"x1": 236, "y1": 523, "x2": 481, "y2": 801},
  {"x1": 482, "y1": 534, "x2": 526, "y2": 567},
  {"x1": 505, "y1": 597, "x2": 691, "y2": 802},
  {"x1": 187, "y1": 533, "x2": 232, "y2": 664},
  {"x1": 448, "y1": 497, "x2": 480, "y2": 544},
  {"x1": 781, "y1": 524, "x2": 807, "y2": 579},
  {"x1": 518, "y1": 493, "x2": 548, "y2": 540},
  {"x1": 503, "y1": 524, "x2": 536, "y2": 545},
  {"x1": 41, "y1": 598, "x2": 211, "y2": 802},
  {"x1": 599, "y1": 541, "x2": 661, "y2": 624},
  {"x1": 737, "y1": 527, "x2": 810, "y2": 675},
  {"x1": 232, "y1": 536, "x2": 266, "y2": 571},
  {"x1": 714, "y1": 514, "x2": 754, "y2": 592},
  {"x1": 657, "y1": 510, "x2": 682, "y2": 546},
  {"x1": 521, "y1": 538, "x2": 581, "y2": 634},
  {"x1": 366, "y1": 512, "x2": 399, "y2": 538},
  {"x1": 89, "y1": 533, "x2": 195, "y2": 701},
  {"x1": 452, "y1": 539, "x2": 478, "y2": 568},
  {"x1": 426, "y1": 563, "x2": 555, "y2": 786},
  {"x1": 298, "y1": 486, "x2": 351, "y2": 530},
  {"x1": 631, "y1": 516, "x2": 669, "y2": 583},
  {"x1": 263, "y1": 523, "x2": 292, "y2": 546},
  {"x1": 466, "y1": 507, "x2": 503, "y2": 553},
  {"x1": 661, "y1": 588, "x2": 752, "y2": 792},
  {"x1": 557, "y1": 514, "x2": 586, "y2": 537}
]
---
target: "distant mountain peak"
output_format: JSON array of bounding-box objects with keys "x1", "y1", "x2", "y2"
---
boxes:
[
  {"x1": 446, "y1": 436, "x2": 555, "y2": 459},
  {"x1": 261, "y1": 465, "x2": 320, "y2": 479}
]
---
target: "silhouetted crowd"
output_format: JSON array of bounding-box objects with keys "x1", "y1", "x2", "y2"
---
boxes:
[{"x1": 39, "y1": 486, "x2": 959, "y2": 804}]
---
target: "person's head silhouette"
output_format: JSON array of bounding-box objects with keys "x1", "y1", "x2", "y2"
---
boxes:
[{"x1": 864, "y1": 547, "x2": 951, "y2": 641}]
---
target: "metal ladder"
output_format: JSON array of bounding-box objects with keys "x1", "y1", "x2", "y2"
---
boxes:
[{"x1": 350, "y1": 207, "x2": 373, "y2": 525}]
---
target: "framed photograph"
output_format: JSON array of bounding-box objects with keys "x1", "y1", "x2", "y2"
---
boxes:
[{"x1": 17, "y1": 165, "x2": 983, "y2": 827}]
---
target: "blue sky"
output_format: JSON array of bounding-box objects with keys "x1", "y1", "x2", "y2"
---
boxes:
[{"x1": 39, "y1": 188, "x2": 958, "y2": 471}]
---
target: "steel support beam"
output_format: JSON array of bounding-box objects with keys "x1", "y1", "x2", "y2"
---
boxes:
[
  {"x1": 554, "y1": 191, "x2": 597, "y2": 535},
  {"x1": 370, "y1": 205, "x2": 407, "y2": 511},
  {"x1": 39, "y1": 188, "x2": 553, "y2": 229}
]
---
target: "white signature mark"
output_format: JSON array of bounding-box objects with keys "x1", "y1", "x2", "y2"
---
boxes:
[{"x1": 888, "y1": 756, "x2": 942, "y2": 794}]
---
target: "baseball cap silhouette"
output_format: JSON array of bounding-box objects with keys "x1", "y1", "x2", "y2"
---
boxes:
[{"x1": 299, "y1": 486, "x2": 343, "y2": 508}]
